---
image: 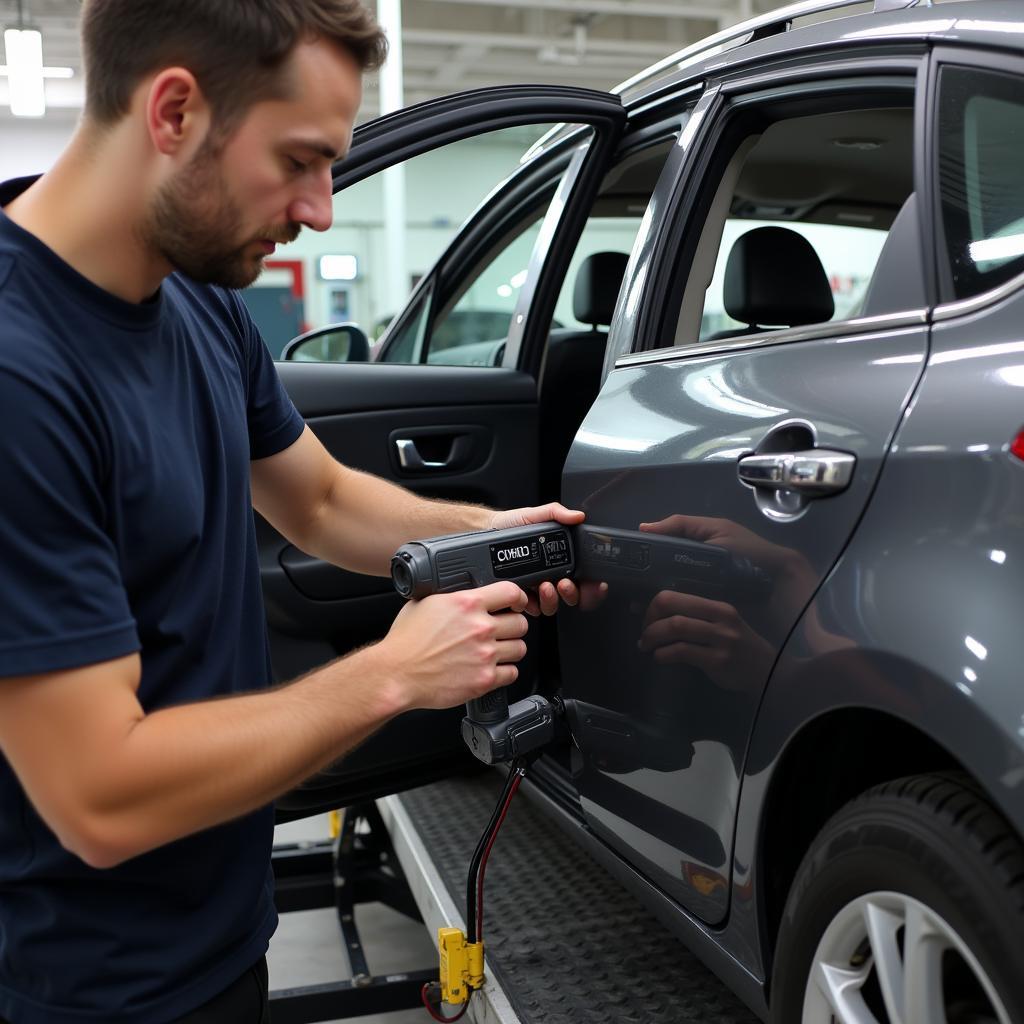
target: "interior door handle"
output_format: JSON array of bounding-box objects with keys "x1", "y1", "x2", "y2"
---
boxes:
[
  {"x1": 737, "y1": 449, "x2": 855, "y2": 497},
  {"x1": 395, "y1": 436, "x2": 471, "y2": 472}
]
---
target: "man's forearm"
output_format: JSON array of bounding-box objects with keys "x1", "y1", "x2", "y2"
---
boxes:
[
  {"x1": 72, "y1": 645, "x2": 402, "y2": 867},
  {"x1": 302, "y1": 463, "x2": 494, "y2": 576}
]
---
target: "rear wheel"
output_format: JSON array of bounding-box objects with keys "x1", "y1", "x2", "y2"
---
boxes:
[{"x1": 771, "y1": 774, "x2": 1024, "y2": 1024}]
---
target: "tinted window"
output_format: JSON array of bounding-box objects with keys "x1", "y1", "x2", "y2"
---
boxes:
[
  {"x1": 700, "y1": 219, "x2": 888, "y2": 339},
  {"x1": 665, "y1": 104, "x2": 914, "y2": 350},
  {"x1": 937, "y1": 65, "x2": 1024, "y2": 301}
]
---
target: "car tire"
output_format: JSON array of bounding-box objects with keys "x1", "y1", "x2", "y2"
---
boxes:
[{"x1": 770, "y1": 773, "x2": 1024, "y2": 1024}]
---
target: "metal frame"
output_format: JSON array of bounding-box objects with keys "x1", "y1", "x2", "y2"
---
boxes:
[
  {"x1": 378, "y1": 793, "x2": 522, "y2": 1024},
  {"x1": 269, "y1": 804, "x2": 435, "y2": 1024},
  {"x1": 613, "y1": 0, "x2": 928, "y2": 97}
]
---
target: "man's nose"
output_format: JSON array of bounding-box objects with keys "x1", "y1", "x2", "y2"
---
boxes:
[{"x1": 288, "y1": 166, "x2": 334, "y2": 232}]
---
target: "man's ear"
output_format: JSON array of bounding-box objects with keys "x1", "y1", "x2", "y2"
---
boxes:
[{"x1": 145, "y1": 67, "x2": 210, "y2": 157}]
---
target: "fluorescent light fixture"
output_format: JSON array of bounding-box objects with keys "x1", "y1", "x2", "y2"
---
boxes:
[
  {"x1": 319, "y1": 254, "x2": 358, "y2": 281},
  {"x1": 0, "y1": 64, "x2": 72, "y2": 78},
  {"x1": 4, "y1": 28, "x2": 44, "y2": 117}
]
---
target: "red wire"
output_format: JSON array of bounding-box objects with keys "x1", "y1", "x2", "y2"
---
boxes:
[
  {"x1": 475, "y1": 770, "x2": 522, "y2": 941},
  {"x1": 420, "y1": 982, "x2": 471, "y2": 1022}
]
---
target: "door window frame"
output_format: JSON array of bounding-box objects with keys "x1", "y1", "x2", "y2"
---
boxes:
[
  {"x1": 613, "y1": 53, "x2": 931, "y2": 369},
  {"x1": 316, "y1": 85, "x2": 626, "y2": 372},
  {"x1": 929, "y1": 48, "x2": 1024, "y2": 325}
]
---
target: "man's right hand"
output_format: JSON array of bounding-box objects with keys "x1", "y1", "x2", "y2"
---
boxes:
[{"x1": 377, "y1": 581, "x2": 530, "y2": 712}]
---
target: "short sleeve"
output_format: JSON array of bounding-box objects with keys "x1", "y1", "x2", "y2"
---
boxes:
[
  {"x1": 228, "y1": 294, "x2": 305, "y2": 460},
  {"x1": 0, "y1": 367, "x2": 139, "y2": 677}
]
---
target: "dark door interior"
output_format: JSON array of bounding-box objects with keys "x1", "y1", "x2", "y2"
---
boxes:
[{"x1": 267, "y1": 362, "x2": 539, "y2": 817}]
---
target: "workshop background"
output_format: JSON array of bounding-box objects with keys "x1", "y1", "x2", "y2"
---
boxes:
[{"x1": 0, "y1": 1, "x2": 795, "y2": 1021}]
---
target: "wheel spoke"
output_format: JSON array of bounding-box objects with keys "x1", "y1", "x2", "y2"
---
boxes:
[
  {"x1": 863, "y1": 898, "x2": 907, "y2": 1024},
  {"x1": 813, "y1": 959, "x2": 879, "y2": 1024},
  {"x1": 902, "y1": 902, "x2": 949, "y2": 1024}
]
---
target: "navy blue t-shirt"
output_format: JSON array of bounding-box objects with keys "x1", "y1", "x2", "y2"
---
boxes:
[{"x1": 0, "y1": 177, "x2": 306, "y2": 1023}]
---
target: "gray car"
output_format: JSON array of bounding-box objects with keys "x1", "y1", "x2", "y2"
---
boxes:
[{"x1": 263, "y1": 1, "x2": 1024, "y2": 1020}]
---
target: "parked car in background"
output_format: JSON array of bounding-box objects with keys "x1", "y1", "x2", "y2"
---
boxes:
[{"x1": 261, "y1": 1, "x2": 1024, "y2": 1020}]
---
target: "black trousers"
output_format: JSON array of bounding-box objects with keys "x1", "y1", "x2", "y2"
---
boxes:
[
  {"x1": 0, "y1": 956, "x2": 271, "y2": 1024},
  {"x1": 172, "y1": 957, "x2": 271, "y2": 1024}
]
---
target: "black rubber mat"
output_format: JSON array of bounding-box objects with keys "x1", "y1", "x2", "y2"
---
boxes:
[{"x1": 399, "y1": 772, "x2": 762, "y2": 1024}]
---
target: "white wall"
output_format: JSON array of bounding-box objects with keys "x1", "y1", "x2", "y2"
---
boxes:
[
  {"x1": 262, "y1": 125, "x2": 552, "y2": 337},
  {"x1": 0, "y1": 113, "x2": 78, "y2": 181}
]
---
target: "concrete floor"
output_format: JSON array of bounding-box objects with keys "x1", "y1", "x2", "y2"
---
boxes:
[{"x1": 270, "y1": 815, "x2": 437, "y2": 1024}]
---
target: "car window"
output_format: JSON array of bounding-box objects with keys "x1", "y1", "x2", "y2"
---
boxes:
[
  {"x1": 700, "y1": 219, "x2": 888, "y2": 339},
  {"x1": 239, "y1": 124, "x2": 559, "y2": 360},
  {"x1": 418, "y1": 214, "x2": 545, "y2": 366},
  {"x1": 668, "y1": 104, "x2": 915, "y2": 349},
  {"x1": 937, "y1": 65, "x2": 1024, "y2": 302},
  {"x1": 552, "y1": 212, "x2": 646, "y2": 330}
]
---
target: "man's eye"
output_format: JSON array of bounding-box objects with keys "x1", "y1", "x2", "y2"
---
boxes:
[{"x1": 287, "y1": 157, "x2": 308, "y2": 173}]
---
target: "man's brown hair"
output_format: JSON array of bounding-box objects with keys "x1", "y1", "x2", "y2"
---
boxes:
[{"x1": 81, "y1": 0, "x2": 387, "y2": 130}]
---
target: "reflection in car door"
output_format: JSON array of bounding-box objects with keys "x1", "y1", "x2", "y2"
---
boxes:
[{"x1": 557, "y1": 66, "x2": 931, "y2": 924}]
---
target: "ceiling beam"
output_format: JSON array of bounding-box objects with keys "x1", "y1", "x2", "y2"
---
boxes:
[
  {"x1": 403, "y1": 50, "x2": 642, "y2": 74},
  {"x1": 432, "y1": 42, "x2": 489, "y2": 88},
  {"x1": 417, "y1": 0, "x2": 726, "y2": 23},
  {"x1": 403, "y1": 27, "x2": 676, "y2": 58}
]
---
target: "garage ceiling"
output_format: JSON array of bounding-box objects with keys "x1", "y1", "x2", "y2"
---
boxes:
[{"x1": 0, "y1": 0, "x2": 782, "y2": 125}]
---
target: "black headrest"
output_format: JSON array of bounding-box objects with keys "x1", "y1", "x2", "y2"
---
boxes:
[
  {"x1": 724, "y1": 226, "x2": 834, "y2": 328},
  {"x1": 573, "y1": 251, "x2": 630, "y2": 328}
]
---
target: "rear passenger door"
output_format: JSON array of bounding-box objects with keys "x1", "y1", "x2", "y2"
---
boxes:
[
  {"x1": 558, "y1": 58, "x2": 931, "y2": 923},
  {"x1": 253, "y1": 87, "x2": 626, "y2": 817}
]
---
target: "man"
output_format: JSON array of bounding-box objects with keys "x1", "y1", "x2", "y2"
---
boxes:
[{"x1": 0, "y1": 2, "x2": 588, "y2": 1021}]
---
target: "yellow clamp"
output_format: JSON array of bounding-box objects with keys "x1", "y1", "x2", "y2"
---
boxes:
[{"x1": 437, "y1": 927, "x2": 485, "y2": 1005}]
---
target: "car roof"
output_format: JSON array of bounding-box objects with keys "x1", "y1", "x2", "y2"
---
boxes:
[{"x1": 616, "y1": 0, "x2": 1024, "y2": 109}]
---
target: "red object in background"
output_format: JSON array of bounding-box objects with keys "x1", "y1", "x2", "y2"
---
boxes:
[
  {"x1": 265, "y1": 259, "x2": 308, "y2": 333},
  {"x1": 1011, "y1": 429, "x2": 1024, "y2": 463}
]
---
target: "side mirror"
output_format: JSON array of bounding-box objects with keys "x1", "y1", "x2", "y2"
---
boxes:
[{"x1": 281, "y1": 323, "x2": 371, "y2": 363}]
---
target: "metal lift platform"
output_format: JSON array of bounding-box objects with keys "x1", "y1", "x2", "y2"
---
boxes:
[{"x1": 269, "y1": 771, "x2": 761, "y2": 1024}]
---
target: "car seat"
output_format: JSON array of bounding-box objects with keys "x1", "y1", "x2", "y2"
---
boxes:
[
  {"x1": 705, "y1": 225, "x2": 834, "y2": 341},
  {"x1": 538, "y1": 250, "x2": 630, "y2": 499}
]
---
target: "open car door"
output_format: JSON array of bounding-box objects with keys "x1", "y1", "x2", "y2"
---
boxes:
[{"x1": 260, "y1": 86, "x2": 626, "y2": 819}]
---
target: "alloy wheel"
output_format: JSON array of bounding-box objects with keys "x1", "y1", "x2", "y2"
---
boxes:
[{"x1": 802, "y1": 890, "x2": 1010, "y2": 1024}]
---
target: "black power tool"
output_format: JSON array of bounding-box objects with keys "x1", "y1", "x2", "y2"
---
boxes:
[{"x1": 391, "y1": 521, "x2": 770, "y2": 764}]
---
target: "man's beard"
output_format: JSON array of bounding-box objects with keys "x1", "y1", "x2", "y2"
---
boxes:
[{"x1": 142, "y1": 144, "x2": 300, "y2": 290}]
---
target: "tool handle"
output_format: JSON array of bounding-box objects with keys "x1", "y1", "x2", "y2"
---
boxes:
[{"x1": 466, "y1": 689, "x2": 509, "y2": 725}]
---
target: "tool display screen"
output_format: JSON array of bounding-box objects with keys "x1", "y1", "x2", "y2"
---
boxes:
[{"x1": 489, "y1": 531, "x2": 571, "y2": 579}]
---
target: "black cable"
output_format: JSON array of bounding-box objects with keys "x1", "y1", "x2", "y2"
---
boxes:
[
  {"x1": 423, "y1": 758, "x2": 528, "y2": 1019},
  {"x1": 465, "y1": 759, "x2": 523, "y2": 944},
  {"x1": 474, "y1": 765, "x2": 523, "y2": 942}
]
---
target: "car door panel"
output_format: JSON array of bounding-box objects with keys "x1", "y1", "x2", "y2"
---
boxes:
[
  {"x1": 552, "y1": 55, "x2": 931, "y2": 925},
  {"x1": 559, "y1": 325, "x2": 928, "y2": 924},
  {"x1": 265, "y1": 363, "x2": 537, "y2": 658},
  {"x1": 267, "y1": 363, "x2": 539, "y2": 818}
]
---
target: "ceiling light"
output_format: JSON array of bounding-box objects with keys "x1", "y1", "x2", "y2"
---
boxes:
[
  {"x1": 0, "y1": 64, "x2": 72, "y2": 78},
  {"x1": 319, "y1": 254, "x2": 358, "y2": 281},
  {"x1": 4, "y1": 28, "x2": 45, "y2": 117}
]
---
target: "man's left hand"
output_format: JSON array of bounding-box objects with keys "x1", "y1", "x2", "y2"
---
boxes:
[{"x1": 487, "y1": 503, "x2": 605, "y2": 616}]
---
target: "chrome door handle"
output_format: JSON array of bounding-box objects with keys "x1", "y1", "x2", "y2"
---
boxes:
[
  {"x1": 395, "y1": 435, "x2": 476, "y2": 473},
  {"x1": 737, "y1": 449, "x2": 855, "y2": 496},
  {"x1": 395, "y1": 438, "x2": 450, "y2": 471}
]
